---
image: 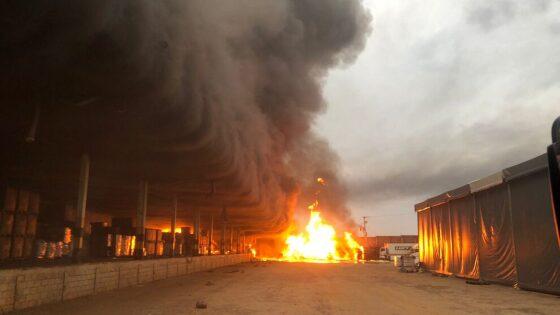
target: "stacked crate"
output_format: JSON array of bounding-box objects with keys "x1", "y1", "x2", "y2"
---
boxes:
[
  {"x1": 183, "y1": 233, "x2": 197, "y2": 257},
  {"x1": 90, "y1": 222, "x2": 112, "y2": 258},
  {"x1": 156, "y1": 230, "x2": 163, "y2": 256},
  {"x1": 162, "y1": 232, "x2": 184, "y2": 256},
  {"x1": 0, "y1": 188, "x2": 17, "y2": 259},
  {"x1": 144, "y1": 228, "x2": 163, "y2": 257},
  {"x1": 0, "y1": 187, "x2": 40, "y2": 260},
  {"x1": 25, "y1": 192, "x2": 39, "y2": 257},
  {"x1": 162, "y1": 232, "x2": 172, "y2": 256},
  {"x1": 145, "y1": 228, "x2": 156, "y2": 256},
  {"x1": 112, "y1": 218, "x2": 136, "y2": 257},
  {"x1": 11, "y1": 190, "x2": 28, "y2": 258},
  {"x1": 36, "y1": 225, "x2": 72, "y2": 259},
  {"x1": 114, "y1": 230, "x2": 136, "y2": 257}
]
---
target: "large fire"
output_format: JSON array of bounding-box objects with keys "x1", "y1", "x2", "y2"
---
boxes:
[
  {"x1": 280, "y1": 203, "x2": 364, "y2": 263},
  {"x1": 269, "y1": 178, "x2": 364, "y2": 263}
]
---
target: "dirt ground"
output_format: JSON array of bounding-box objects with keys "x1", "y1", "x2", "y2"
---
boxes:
[{"x1": 14, "y1": 261, "x2": 560, "y2": 315}]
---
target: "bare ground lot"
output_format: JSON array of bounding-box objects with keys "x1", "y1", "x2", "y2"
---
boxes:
[{"x1": 13, "y1": 261, "x2": 560, "y2": 315}]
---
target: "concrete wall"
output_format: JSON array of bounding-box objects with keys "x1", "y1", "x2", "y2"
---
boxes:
[{"x1": 0, "y1": 254, "x2": 250, "y2": 313}]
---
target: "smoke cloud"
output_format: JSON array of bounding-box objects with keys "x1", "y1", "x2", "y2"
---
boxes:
[{"x1": 1, "y1": 1, "x2": 371, "y2": 232}]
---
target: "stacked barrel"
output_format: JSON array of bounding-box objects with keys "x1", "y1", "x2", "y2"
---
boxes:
[
  {"x1": 0, "y1": 187, "x2": 40, "y2": 260},
  {"x1": 112, "y1": 218, "x2": 136, "y2": 257},
  {"x1": 162, "y1": 232, "x2": 184, "y2": 256},
  {"x1": 144, "y1": 228, "x2": 163, "y2": 256},
  {"x1": 90, "y1": 223, "x2": 168, "y2": 258}
]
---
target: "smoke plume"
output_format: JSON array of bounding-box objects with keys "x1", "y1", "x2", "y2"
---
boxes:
[{"x1": 1, "y1": 0, "x2": 371, "y2": 232}]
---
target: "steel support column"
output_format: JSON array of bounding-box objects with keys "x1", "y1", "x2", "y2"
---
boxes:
[
  {"x1": 193, "y1": 208, "x2": 200, "y2": 255},
  {"x1": 237, "y1": 229, "x2": 241, "y2": 254},
  {"x1": 242, "y1": 232, "x2": 246, "y2": 253},
  {"x1": 134, "y1": 180, "x2": 148, "y2": 259},
  {"x1": 171, "y1": 196, "x2": 178, "y2": 257},
  {"x1": 73, "y1": 154, "x2": 90, "y2": 260},
  {"x1": 229, "y1": 226, "x2": 234, "y2": 254},
  {"x1": 208, "y1": 215, "x2": 214, "y2": 255},
  {"x1": 220, "y1": 207, "x2": 227, "y2": 255}
]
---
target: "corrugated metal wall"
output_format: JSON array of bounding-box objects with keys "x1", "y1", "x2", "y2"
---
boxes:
[{"x1": 416, "y1": 155, "x2": 560, "y2": 294}]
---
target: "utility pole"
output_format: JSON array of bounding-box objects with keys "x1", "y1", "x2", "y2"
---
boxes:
[{"x1": 360, "y1": 216, "x2": 369, "y2": 238}]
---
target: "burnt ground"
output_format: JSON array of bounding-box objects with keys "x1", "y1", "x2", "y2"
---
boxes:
[{"x1": 13, "y1": 261, "x2": 560, "y2": 314}]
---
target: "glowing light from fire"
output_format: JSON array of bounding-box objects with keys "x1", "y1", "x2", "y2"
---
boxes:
[
  {"x1": 282, "y1": 211, "x2": 338, "y2": 261},
  {"x1": 161, "y1": 228, "x2": 182, "y2": 233},
  {"x1": 344, "y1": 232, "x2": 365, "y2": 261},
  {"x1": 279, "y1": 200, "x2": 364, "y2": 263},
  {"x1": 256, "y1": 178, "x2": 364, "y2": 263},
  {"x1": 248, "y1": 243, "x2": 257, "y2": 258}
]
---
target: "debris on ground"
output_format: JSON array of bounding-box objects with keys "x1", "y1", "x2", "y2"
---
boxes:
[
  {"x1": 466, "y1": 280, "x2": 490, "y2": 285},
  {"x1": 196, "y1": 301, "x2": 208, "y2": 309},
  {"x1": 205, "y1": 281, "x2": 214, "y2": 286}
]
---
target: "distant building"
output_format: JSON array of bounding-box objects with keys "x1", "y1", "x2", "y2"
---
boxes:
[
  {"x1": 361, "y1": 235, "x2": 418, "y2": 248},
  {"x1": 360, "y1": 235, "x2": 418, "y2": 260}
]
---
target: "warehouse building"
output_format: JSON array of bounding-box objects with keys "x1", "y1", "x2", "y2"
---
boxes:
[{"x1": 415, "y1": 124, "x2": 560, "y2": 294}]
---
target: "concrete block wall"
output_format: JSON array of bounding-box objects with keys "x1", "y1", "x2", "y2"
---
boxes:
[{"x1": 0, "y1": 254, "x2": 250, "y2": 313}]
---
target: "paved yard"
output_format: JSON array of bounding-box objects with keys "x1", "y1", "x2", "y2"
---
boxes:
[{"x1": 14, "y1": 261, "x2": 560, "y2": 314}]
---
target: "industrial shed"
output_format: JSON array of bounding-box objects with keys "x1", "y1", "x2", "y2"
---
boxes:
[{"x1": 415, "y1": 154, "x2": 560, "y2": 294}]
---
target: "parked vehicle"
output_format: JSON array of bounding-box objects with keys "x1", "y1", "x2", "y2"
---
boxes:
[{"x1": 379, "y1": 243, "x2": 417, "y2": 260}]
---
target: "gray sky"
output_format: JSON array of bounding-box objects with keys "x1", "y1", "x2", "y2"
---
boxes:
[{"x1": 315, "y1": 0, "x2": 560, "y2": 236}]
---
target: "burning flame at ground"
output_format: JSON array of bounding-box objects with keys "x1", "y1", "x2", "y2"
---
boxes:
[
  {"x1": 279, "y1": 202, "x2": 364, "y2": 263},
  {"x1": 258, "y1": 178, "x2": 364, "y2": 263},
  {"x1": 248, "y1": 244, "x2": 257, "y2": 258}
]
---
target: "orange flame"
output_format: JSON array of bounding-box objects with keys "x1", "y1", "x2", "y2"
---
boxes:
[
  {"x1": 279, "y1": 201, "x2": 364, "y2": 263},
  {"x1": 248, "y1": 243, "x2": 257, "y2": 258},
  {"x1": 258, "y1": 177, "x2": 364, "y2": 263}
]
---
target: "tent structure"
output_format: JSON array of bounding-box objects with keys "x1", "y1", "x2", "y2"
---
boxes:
[{"x1": 416, "y1": 152, "x2": 560, "y2": 294}]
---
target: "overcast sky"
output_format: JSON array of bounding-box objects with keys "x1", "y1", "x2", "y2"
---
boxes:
[{"x1": 316, "y1": 0, "x2": 560, "y2": 236}]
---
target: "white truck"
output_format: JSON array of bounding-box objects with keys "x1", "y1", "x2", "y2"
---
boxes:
[{"x1": 379, "y1": 243, "x2": 417, "y2": 261}]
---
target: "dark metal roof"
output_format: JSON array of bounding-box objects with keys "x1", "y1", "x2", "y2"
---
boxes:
[
  {"x1": 469, "y1": 171, "x2": 504, "y2": 193},
  {"x1": 415, "y1": 153, "x2": 549, "y2": 212},
  {"x1": 415, "y1": 185, "x2": 470, "y2": 212},
  {"x1": 504, "y1": 154, "x2": 549, "y2": 181}
]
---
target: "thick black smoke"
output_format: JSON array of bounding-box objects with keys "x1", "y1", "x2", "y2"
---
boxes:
[{"x1": 1, "y1": 0, "x2": 371, "y2": 232}]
